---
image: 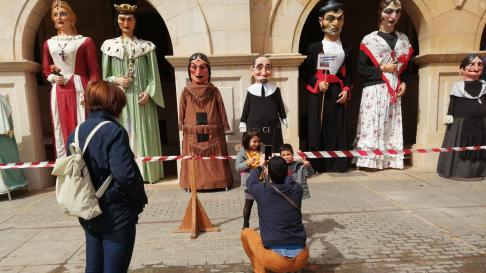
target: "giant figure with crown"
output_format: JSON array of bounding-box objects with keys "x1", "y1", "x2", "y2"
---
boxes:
[{"x1": 101, "y1": 4, "x2": 165, "y2": 183}]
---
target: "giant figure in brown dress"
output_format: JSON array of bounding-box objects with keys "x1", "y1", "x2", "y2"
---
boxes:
[{"x1": 178, "y1": 53, "x2": 233, "y2": 190}]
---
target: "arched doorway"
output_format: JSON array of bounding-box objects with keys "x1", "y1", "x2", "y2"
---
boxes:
[
  {"x1": 298, "y1": 0, "x2": 419, "y2": 161},
  {"x1": 33, "y1": 0, "x2": 179, "y2": 176}
]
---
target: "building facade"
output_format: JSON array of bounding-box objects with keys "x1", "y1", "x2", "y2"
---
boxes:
[{"x1": 1, "y1": 0, "x2": 485, "y2": 189}]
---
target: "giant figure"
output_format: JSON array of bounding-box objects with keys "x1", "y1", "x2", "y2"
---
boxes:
[
  {"x1": 42, "y1": 0, "x2": 100, "y2": 158},
  {"x1": 101, "y1": 4, "x2": 165, "y2": 183}
]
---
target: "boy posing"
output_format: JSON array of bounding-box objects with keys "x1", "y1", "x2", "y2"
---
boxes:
[{"x1": 280, "y1": 144, "x2": 313, "y2": 199}]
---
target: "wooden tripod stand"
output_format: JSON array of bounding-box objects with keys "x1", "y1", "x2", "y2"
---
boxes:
[{"x1": 175, "y1": 159, "x2": 220, "y2": 239}]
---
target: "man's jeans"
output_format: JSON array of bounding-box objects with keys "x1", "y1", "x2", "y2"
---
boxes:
[
  {"x1": 241, "y1": 228, "x2": 309, "y2": 273},
  {"x1": 84, "y1": 223, "x2": 136, "y2": 273}
]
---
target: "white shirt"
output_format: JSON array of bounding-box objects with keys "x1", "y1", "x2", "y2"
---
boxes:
[{"x1": 321, "y1": 39, "x2": 345, "y2": 75}]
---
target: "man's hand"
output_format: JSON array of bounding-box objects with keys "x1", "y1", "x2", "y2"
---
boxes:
[
  {"x1": 397, "y1": 82, "x2": 406, "y2": 97},
  {"x1": 114, "y1": 76, "x2": 132, "y2": 89},
  {"x1": 137, "y1": 91, "x2": 149, "y2": 105},
  {"x1": 336, "y1": 91, "x2": 348, "y2": 104},
  {"x1": 318, "y1": 81, "x2": 329, "y2": 93}
]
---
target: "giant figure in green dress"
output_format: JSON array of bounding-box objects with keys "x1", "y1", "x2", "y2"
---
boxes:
[
  {"x1": 0, "y1": 94, "x2": 28, "y2": 198},
  {"x1": 101, "y1": 3, "x2": 165, "y2": 183}
]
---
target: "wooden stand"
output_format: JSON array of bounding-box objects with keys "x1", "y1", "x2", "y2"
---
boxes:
[{"x1": 175, "y1": 159, "x2": 220, "y2": 239}]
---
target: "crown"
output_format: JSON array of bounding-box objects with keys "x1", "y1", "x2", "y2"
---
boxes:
[
  {"x1": 52, "y1": 0, "x2": 64, "y2": 8},
  {"x1": 114, "y1": 4, "x2": 138, "y2": 14}
]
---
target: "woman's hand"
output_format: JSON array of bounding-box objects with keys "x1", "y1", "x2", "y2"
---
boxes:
[{"x1": 397, "y1": 82, "x2": 407, "y2": 97}]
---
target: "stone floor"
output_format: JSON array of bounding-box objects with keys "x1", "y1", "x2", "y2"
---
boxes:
[{"x1": 1, "y1": 168, "x2": 486, "y2": 273}]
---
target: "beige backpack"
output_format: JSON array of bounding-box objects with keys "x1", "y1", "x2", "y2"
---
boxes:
[{"x1": 52, "y1": 121, "x2": 113, "y2": 220}]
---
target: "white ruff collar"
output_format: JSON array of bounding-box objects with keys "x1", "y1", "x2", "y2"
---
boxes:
[
  {"x1": 101, "y1": 36, "x2": 156, "y2": 59},
  {"x1": 247, "y1": 83, "x2": 277, "y2": 97},
  {"x1": 450, "y1": 80, "x2": 486, "y2": 103}
]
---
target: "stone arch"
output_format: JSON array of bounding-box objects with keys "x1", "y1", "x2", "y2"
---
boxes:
[
  {"x1": 474, "y1": 7, "x2": 486, "y2": 49},
  {"x1": 266, "y1": 0, "x2": 433, "y2": 54},
  {"x1": 13, "y1": 0, "x2": 213, "y2": 61}
]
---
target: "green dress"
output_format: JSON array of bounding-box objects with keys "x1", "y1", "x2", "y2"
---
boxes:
[
  {"x1": 101, "y1": 37, "x2": 165, "y2": 183},
  {"x1": 0, "y1": 94, "x2": 28, "y2": 194}
]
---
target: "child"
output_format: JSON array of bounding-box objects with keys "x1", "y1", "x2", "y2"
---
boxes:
[
  {"x1": 239, "y1": 56, "x2": 287, "y2": 153},
  {"x1": 236, "y1": 131, "x2": 264, "y2": 229},
  {"x1": 280, "y1": 143, "x2": 313, "y2": 199}
]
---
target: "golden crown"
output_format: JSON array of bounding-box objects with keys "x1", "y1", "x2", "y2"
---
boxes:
[
  {"x1": 114, "y1": 4, "x2": 138, "y2": 14},
  {"x1": 53, "y1": 0, "x2": 64, "y2": 8}
]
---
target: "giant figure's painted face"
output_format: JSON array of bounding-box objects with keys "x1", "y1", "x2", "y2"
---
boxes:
[
  {"x1": 319, "y1": 9, "x2": 344, "y2": 37},
  {"x1": 380, "y1": 2, "x2": 401, "y2": 29},
  {"x1": 52, "y1": 6, "x2": 75, "y2": 33},
  {"x1": 462, "y1": 56, "x2": 484, "y2": 81},
  {"x1": 118, "y1": 14, "x2": 136, "y2": 36},
  {"x1": 190, "y1": 59, "x2": 210, "y2": 84},
  {"x1": 251, "y1": 57, "x2": 272, "y2": 83}
]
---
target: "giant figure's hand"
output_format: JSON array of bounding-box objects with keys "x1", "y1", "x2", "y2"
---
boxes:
[
  {"x1": 137, "y1": 91, "x2": 150, "y2": 105},
  {"x1": 397, "y1": 82, "x2": 407, "y2": 97},
  {"x1": 380, "y1": 63, "x2": 398, "y2": 73},
  {"x1": 318, "y1": 81, "x2": 329, "y2": 92},
  {"x1": 53, "y1": 75, "x2": 65, "y2": 85},
  {"x1": 336, "y1": 91, "x2": 348, "y2": 104},
  {"x1": 114, "y1": 76, "x2": 132, "y2": 89}
]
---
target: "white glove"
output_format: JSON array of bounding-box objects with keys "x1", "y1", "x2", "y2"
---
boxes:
[
  {"x1": 444, "y1": 115, "x2": 453, "y2": 125},
  {"x1": 239, "y1": 122, "x2": 247, "y2": 133},
  {"x1": 281, "y1": 118, "x2": 288, "y2": 129}
]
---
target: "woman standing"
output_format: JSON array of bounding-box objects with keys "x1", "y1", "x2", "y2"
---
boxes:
[
  {"x1": 67, "y1": 81, "x2": 147, "y2": 273},
  {"x1": 42, "y1": 0, "x2": 100, "y2": 158},
  {"x1": 354, "y1": 0, "x2": 413, "y2": 169},
  {"x1": 437, "y1": 54, "x2": 486, "y2": 178}
]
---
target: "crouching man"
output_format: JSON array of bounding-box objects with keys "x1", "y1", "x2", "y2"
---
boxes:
[{"x1": 241, "y1": 156, "x2": 309, "y2": 273}]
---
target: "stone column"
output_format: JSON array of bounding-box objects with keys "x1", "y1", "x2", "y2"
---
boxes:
[
  {"x1": 0, "y1": 61, "x2": 53, "y2": 190},
  {"x1": 412, "y1": 53, "x2": 476, "y2": 171}
]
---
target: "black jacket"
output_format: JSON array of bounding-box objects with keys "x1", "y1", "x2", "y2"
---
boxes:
[
  {"x1": 303, "y1": 41, "x2": 353, "y2": 93},
  {"x1": 246, "y1": 167, "x2": 307, "y2": 248},
  {"x1": 67, "y1": 111, "x2": 148, "y2": 234}
]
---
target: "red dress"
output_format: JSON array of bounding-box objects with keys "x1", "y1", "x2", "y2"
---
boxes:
[{"x1": 42, "y1": 35, "x2": 100, "y2": 158}]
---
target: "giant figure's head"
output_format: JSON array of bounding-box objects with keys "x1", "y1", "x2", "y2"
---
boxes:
[
  {"x1": 378, "y1": 0, "x2": 402, "y2": 31},
  {"x1": 251, "y1": 56, "x2": 272, "y2": 84},
  {"x1": 51, "y1": 0, "x2": 78, "y2": 35},
  {"x1": 318, "y1": 0, "x2": 344, "y2": 39},
  {"x1": 459, "y1": 54, "x2": 484, "y2": 81},
  {"x1": 115, "y1": 3, "x2": 137, "y2": 37},
  {"x1": 188, "y1": 52, "x2": 211, "y2": 84}
]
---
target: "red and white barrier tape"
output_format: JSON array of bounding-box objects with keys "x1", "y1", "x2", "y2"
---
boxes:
[{"x1": 1, "y1": 145, "x2": 485, "y2": 170}]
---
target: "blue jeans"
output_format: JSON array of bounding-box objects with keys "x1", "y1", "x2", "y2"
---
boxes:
[{"x1": 84, "y1": 223, "x2": 136, "y2": 273}]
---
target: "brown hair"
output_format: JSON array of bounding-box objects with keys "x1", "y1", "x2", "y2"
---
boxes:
[
  {"x1": 51, "y1": 1, "x2": 78, "y2": 35},
  {"x1": 242, "y1": 131, "x2": 261, "y2": 151},
  {"x1": 85, "y1": 81, "x2": 126, "y2": 117}
]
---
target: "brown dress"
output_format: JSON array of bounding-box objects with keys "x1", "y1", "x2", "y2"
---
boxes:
[{"x1": 179, "y1": 82, "x2": 233, "y2": 189}]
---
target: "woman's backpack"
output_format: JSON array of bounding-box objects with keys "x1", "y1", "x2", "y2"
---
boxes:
[{"x1": 51, "y1": 121, "x2": 113, "y2": 220}]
